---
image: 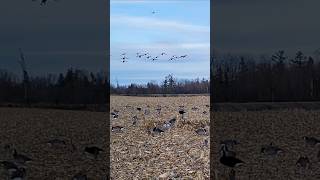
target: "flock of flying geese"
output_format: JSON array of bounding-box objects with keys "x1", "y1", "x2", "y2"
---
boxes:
[
  {"x1": 218, "y1": 136, "x2": 320, "y2": 179},
  {"x1": 115, "y1": 52, "x2": 188, "y2": 63},
  {"x1": 0, "y1": 139, "x2": 104, "y2": 179},
  {"x1": 111, "y1": 104, "x2": 210, "y2": 143}
]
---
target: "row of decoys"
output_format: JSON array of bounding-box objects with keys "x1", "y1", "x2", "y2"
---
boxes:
[
  {"x1": 111, "y1": 104, "x2": 209, "y2": 135},
  {"x1": 0, "y1": 139, "x2": 104, "y2": 179},
  {"x1": 218, "y1": 136, "x2": 320, "y2": 178}
]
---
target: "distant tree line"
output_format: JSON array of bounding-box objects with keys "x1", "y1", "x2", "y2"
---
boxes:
[
  {"x1": 110, "y1": 74, "x2": 210, "y2": 95},
  {"x1": 0, "y1": 68, "x2": 108, "y2": 105},
  {"x1": 212, "y1": 50, "x2": 320, "y2": 102}
]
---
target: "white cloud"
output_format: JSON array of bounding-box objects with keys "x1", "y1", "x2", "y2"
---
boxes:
[
  {"x1": 111, "y1": 14, "x2": 209, "y2": 34},
  {"x1": 112, "y1": 42, "x2": 209, "y2": 51}
]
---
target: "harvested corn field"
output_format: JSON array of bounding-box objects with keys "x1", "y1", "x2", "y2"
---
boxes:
[
  {"x1": 110, "y1": 95, "x2": 210, "y2": 179},
  {"x1": 0, "y1": 108, "x2": 108, "y2": 179},
  {"x1": 212, "y1": 109, "x2": 320, "y2": 180}
]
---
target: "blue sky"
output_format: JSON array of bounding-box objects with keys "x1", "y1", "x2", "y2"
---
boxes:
[{"x1": 110, "y1": 0, "x2": 210, "y2": 85}]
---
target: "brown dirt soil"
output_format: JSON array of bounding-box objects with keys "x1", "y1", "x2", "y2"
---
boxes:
[
  {"x1": 212, "y1": 109, "x2": 320, "y2": 180},
  {"x1": 110, "y1": 95, "x2": 210, "y2": 179},
  {"x1": 0, "y1": 108, "x2": 108, "y2": 179}
]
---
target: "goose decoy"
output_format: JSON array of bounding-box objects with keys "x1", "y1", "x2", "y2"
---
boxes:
[
  {"x1": 168, "y1": 118, "x2": 176, "y2": 125},
  {"x1": 137, "y1": 107, "x2": 142, "y2": 111},
  {"x1": 203, "y1": 139, "x2": 209, "y2": 147},
  {"x1": 191, "y1": 107, "x2": 198, "y2": 111},
  {"x1": 220, "y1": 139, "x2": 239, "y2": 150},
  {"x1": 296, "y1": 156, "x2": 310, "y2": 169},
  {"x1": 220, "y1": 144, "x2": 236, "y2": 157},
  {"x1": 72, "y1": 172, "x2": 88, "y2": 180},
  {"x1": 195, "y1": 128, "x2": 208, "y2": 136},
  {"x1": 152, "y1": 127, "x2": 164, "y2": 134},
  {"x1": 144, "y1": 109, "x2": 150, "y2": 115},
  {"x1": 132, "y1": 116, "x2": 138, "y2": 125},
  {"x1": 46, "y1": 139, "x2": 67, "y2": 147},
  {"x1": 111, "y1": 112, "x2": 119, "y2": 119},
  {"x1": 178, "y1": 110, "x2": 186, "y2": 119},
  {"x1": 156, "y1": 107, "x2": 161, "y2": 114},
  {"x1": 303, "y1": 136, "x2": 320, "y2": 147},
  {"x1": 220, "y1": 147, "x2": 244, "y2": 168},
  {"x1": 10, "y1": 167, "x2": 26, "y2": 180},
  {"x1": 1, "y1": 161, "x2": 18, "y2": 173},
  {"x1": 112, "y1": 114, "x2": 119, "y2": 119},
  {"x1": 261, "y1": 143, "x2": 283, "y2": 156},
  {"x1": 111, "y1": 126, "x2": 124, "y2": 132},
  {"x1": 84, "y1": 146, "x2": 103, "y2": 159},
  {"x1": 13, "y1": 150, "x2": 32, "y2": 164},
  {"x1": 161, "y1": 122, "x2": 172, "y2": 131}
]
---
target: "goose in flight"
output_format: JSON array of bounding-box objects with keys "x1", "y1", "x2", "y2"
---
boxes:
[
  {"x1": 32, "y1": 0, "x2": 59, "y2": 6},
  {"x1": 169, "y1": 55, "x2": 178, "y2": 61},
  {"x1": 121, "y1": 56, "x2": 128, "y2": 63},
  {"x1": 152, "y1": 56, "x2": 158, "y2": 61}
]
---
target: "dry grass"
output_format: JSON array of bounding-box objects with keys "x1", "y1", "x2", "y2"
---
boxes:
[
  {"x1": 0, "y1": 108, "x2": 108, "y2": 179},
  {"x1": 212, "y1": 109, "x2": 320, "y2": 180},
  {"x1": 110, "y1": 95, "x2": 210, "y2": 179}
]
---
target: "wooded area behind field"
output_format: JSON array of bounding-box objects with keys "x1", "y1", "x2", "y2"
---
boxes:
[
  {"x1": 212, "y1": 50, "x2": 320, "y2": 102},
  {"x1": 0, "y1": 68, "x2": 108, "y2": 105}
]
